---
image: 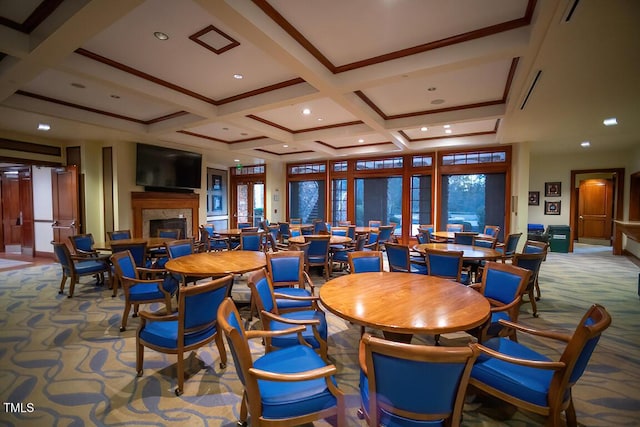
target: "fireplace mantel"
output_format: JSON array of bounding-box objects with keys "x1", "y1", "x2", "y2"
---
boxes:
[{"x1": 131, "y1": 192, "x2": 199, "y2": 238}]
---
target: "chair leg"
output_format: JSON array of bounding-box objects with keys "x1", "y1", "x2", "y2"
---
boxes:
[
  {"x1": 565, "y1": 396, "x2": 578, "y2": 427},
  {"x1": 535, "y1": 278, "x2": 542, "y2": 301},
  {"x1": 215, "y1": 331, "x2": 227, "y2": 369},
  {"x1": 58, "y1": 274, "x2": 68, "y2": 295},
  {"x1": 175, "y1": 353, "x2": 184, "y2": 396},
  {"x1": 68, "y1": 274, "x2": 77, "y2": 298},
  {"x1": 121, "y1": 302, "x2": 132, "y2": 332},
  {"x1": 238, "y1": 392, "x2": 249, "y2": 426},
  {"x1": 528, "y1": 289, "x2": 539, "y2": 317},
  {"x1": 136, "y1": 338, "x2": 144, "y2": 377}
]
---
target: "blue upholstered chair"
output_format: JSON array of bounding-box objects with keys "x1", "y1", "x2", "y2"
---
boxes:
[
  {"x1": 289, "y1": 217, "x2": 302, "y2": 225},
  {"x1": 278, "y1": 222, "x2": 290, "y2": 243},
  {"x1": 424, "y1": 248, "x2": 469, "y2": 284},
  {"x1": 496, "y1": 232, "x2": 522, "y2": 263},
  {"x1": 248, "y1": 268, "x2": 328, "y2": 361},
  {"x1": 265, "y1": 251, "x2": 315, "y2": 312},
  {"x1": 53, "y1": 242, "x2": 112, "y2": 298},
  {"x1": 368, "y1": 220, "x2": 382, "y2": 229},
  {"x1": 416, "y1": 230, "x2": 431, "y2": 244},
  {"x1": 470, "y1": 304, "x2": 611, "y2": 427},
  {"x1": 68, "y1": 233, "x2": 109, "y2": 261},
  {"x1": 313, "y1": 220, "x2": 328, "y2": 234},
  {"x1": 290, "y1": 227, "x2": 302, "y2": 238},
  {"x1": 234, "y1": 231, "x2": 263, "y2": 252},
  {"x1": 359, "y1": 333, "x2": 479, "y2": 427},
  {"x1": 454, "y1": 231, "x2": 477, "y2": 245},
  {"x1": 306, "y1": 235, "x2": 332, "y2": 279},
  {"x1": 332, "y1": 234, "x2": 366, "y2": 271},
  {"x1": 110, "y1": 249, "x2": 179, "y2": 331},
  {"x1": 469, "y1": 261, "x2": 530, "y2": 342},
  {"x1": 347, "y1": 250, "x2": 384, "y2": 274},
  {"x1": 164, "y1": 239, "x2": 198, "y2": 284},
  {"x1": 136, "y1": 275, "x2": 232, "y2": 396},
  {"x1": 217, "y1": 298, "x2": 345, "y2": 427},
  {"x1": 512, "y1": 251, "x2": 547, "y2": 317},
  {"x1": 237, "y1": 222, "x2": 252, "y2": 229},
  {"x1": 107, "y1": 230, "x2": 131, "y2": 240},
  {"x1": 446, "y1": 223, "x2": 464, "y2": 232},
  {"x1": 109, "y1": 241, "x2": 153, "y2": 297},
  {"x1": 483, "y1": 225, "x2": 501, "y2": 239},
  {"x1": 198, "y1": 225, "x2": 229, "y2": 252},
  {"x1": 522, "y1": 239, "x2": 549, "y2": 300},
  {"x1": 385, "y1": 242, "x2": 428, "y2": 274}
]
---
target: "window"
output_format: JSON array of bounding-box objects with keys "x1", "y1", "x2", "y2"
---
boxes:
[
  {"x1": 355, "y1": 157, "x2": 403, "y2": 171},
  {"x1": 355, "y1": 176, "x2": 402, "y2": 233},
  {"x1": 331, "y1": 179, "x2": 347, "y2": 225},
  {"x1": 410, "y1": 175, "x2": 432, "y2": 236},
  {"x1": 232, "y1": 165, "x2": 264, "y2": 176},
  {"x1": 289, "y1": 163, "x2": 326, "y2": 174},
  {"x1": 289, "y1": 180, "x2": 325, "y2": 223},
  {"x1": 439, "y1": 173, "x2": 505, "y2": 238}
]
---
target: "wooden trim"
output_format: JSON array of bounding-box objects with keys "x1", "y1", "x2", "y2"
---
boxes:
[
  {"x1": 131, "y1": 192, "x2": 199, "y2": 238},
  {"x1": 189, "y1": 25, "x2": 240, "y2": 55},
  {"x1": 102, "y1": 147, "x2": 114, "y2": 236},
  {"x1": 0, "y1": 0, "x2": 63, "y2": 33},
  {"x1": 253, "y1": 0, "x2": 536, "y2": 74},
  {"x1": 0, "y1": 139, "x2": 61, "y2": 156},
  {"x1": 572, "y1": 168, "x2": 624, "y2": 254},
  {"x1": 247, "y1": 114, "x2": 363, "y2": 134}
]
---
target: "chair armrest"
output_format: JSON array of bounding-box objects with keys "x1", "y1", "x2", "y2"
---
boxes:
[
  {"x1": 261, "y1": 310, "x2": 321, "y2": 326},
  {"x1": 488, "y1": 297, "x2": 522, "y2": 313},
  {"x1": 303, "y1": 271, "x2": 316, "y2": 293},
  {"x1": 245, "y1": 325, "x2": 306, "y2": 340},
  {"x1": 138, "y1": 310, "x2": 179, "y2": 322},
  {"x1": 249, "y1": 364, "x2": 337, "y2": 382},
  {"x1": 475, "y1": 344, "x2": 566, "y2": 370},
  {"x1": 496, "y1": 319, "x2": 572, "y2": 342},
  {"x1": 468, "y1": 283, "x2": 482, "y2": 292},
  {"x1": 273, "y1": 292, "x2": 320, "y2": 302}
]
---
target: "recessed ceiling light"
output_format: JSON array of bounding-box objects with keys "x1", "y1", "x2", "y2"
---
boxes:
[
  {"x1": 153, "y1": 31, "x2": 169, "y2": 41},
  {"x1": 302, "y1": 108, "x2": 311, "y2": 115},
  {"x1": 443, "y1": 124, "x2": 451, "y2": 129},
  {"x1": 420, "y1": 126, "x2": 428, "y2": 132},
  {"x1": 427, "y1": 87, "x2": 437, "y2": 91},
  {"x1": 431, "y1": 99, "x2": 445, "y2": 105},
  {"x1": 317, "y1": 118, "x2": 323, "y2": 121},
  {"x1": 233, "y1": 74, "x2": 243, "y2": 79},
  {"x1": 37, "y1": 123, "x2": 50, "y2": 131},
  {"x1": 222, "y1": 127, "x2": 229, "y2": 131},
  {"x1": 445, "y1": 129, "x2": 452, "y2": 134},
  {"x1": 283, "y1": 144, "x2": 289, "y2": 148},
  {"x1": 234, "y1": 159, "x2": 240, "y2": 162},
  {"x1": 581, "y1": 141, "x2": 591, "y2": 147},
  {"x1": 110, "y1": 94, "x2": 120, "y2": 99},
  {"x1": 240, "y1": 132, "x2": 248, "y2": 136},
  {"x1": 358, "y1": 139, "x2": 365, "y2": 143},
  {"x1": 70, "y1": 82, "x2": 85, "y2": 89},
  {"x1": 603, "y1": 117, "x2": 618, "y2": 126}
]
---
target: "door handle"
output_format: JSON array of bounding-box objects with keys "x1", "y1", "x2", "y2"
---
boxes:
[{"x1": 579, "y1": 215, "x2": 584, "y2": 220}]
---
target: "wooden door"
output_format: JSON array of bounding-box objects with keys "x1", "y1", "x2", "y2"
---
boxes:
[
  {"x1": 578, "y1": 178, "x2": 613, "y2": 240},
  {"x1": 52, "y1": 166, "x2": 79, "y2": 245},
  {"x1": 1, "y1": 174, "x2": 21, "y2": 246}
]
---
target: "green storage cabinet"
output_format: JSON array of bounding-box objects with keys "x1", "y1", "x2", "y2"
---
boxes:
[{"x1": 547, "y1": 225, "x2": 571, "y2": 253}]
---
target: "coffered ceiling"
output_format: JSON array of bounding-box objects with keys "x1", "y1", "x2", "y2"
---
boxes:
[{"x1": 0, "y1": 0, "x2": 638, "y2": 167}]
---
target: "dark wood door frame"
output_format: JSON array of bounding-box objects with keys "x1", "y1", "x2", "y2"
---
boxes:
[{"x1": 570, "y1": 168, "x2": 624, "y2": 252}]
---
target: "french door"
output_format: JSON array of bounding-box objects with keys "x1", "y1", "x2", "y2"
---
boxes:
[{"x1": 233, "y1": 180, "x2": 265, "y2": 228}]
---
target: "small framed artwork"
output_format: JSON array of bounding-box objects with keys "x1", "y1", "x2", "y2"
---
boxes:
[
  {"x1": 528, "y1": 191, "x2": 540, "y2": 206},
  {"x1": 213, "y1": 195, "x2": 222, "y2": 211},
  {"x1": 545, "y1": 182, "x2": 561, "y2": 197},
  {"x1": 545, "y1": 200, "x2": 561, "y2": 215}
]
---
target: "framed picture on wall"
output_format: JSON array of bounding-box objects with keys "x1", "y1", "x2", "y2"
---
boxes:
[
  {"x1": 545, "y1": 200, "x2": 561, "y2": 215},
  {"x1": 545, "y1": 182, "x2": 561, "y2": 197},
  {"x1": 528, "y1": 191, "x2": 540, "y2": 206}
]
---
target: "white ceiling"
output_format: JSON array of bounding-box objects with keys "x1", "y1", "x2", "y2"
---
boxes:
[{"x1": 0, "y1": 0, "x2": 638, "y2": 167}]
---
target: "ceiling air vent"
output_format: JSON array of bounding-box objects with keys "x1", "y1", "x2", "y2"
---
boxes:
[
  {"x1": 562, "y1": 0, "x2": 581, "y2": 23},
  {"x1": 520, "y1": 70, "x2": 542, "y2": 110}
]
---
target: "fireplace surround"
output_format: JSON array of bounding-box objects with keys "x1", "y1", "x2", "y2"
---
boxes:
[{"x1": 131, "y1": 192, "x2": 199, "y2": 238}]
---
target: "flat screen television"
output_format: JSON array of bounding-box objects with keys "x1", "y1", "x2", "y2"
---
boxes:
[{"x1": 135, "y1": 143, "x2": 202, "y2": 191}]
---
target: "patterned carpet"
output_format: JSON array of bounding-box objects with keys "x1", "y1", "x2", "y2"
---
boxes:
[{"x1": 0, "y1": 244, "x2": 639, "y2": 426}]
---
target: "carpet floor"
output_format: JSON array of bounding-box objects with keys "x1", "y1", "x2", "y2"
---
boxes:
[{"x1": 0, "y1": 244, "x2": 638, "y2": 426}]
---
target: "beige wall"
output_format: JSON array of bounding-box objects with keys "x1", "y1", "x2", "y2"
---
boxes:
[{"x1": 528, "y1": 146, "x2": 640, "y2": 257}]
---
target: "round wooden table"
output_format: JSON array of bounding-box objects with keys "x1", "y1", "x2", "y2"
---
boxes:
[
  {"x1": 288, "y1": 235, "x2": 352, "y2": 245},
  {"x1": 94, "y1": 237, "x2": 171, "y2": 251},
  {"x1": 164, "y1": 250, "x2": 266, "y2": 277},
  {"x1": 319, "y1": 272, "x2": 490, "y2": 343},
  {"x1": 430, "y1": 231, "x2": 493, "y2": 241},
  {"x1": 413, "y1": 243, "x2": 501, "y2": 260}
]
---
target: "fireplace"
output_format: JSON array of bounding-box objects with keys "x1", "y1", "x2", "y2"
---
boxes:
[
  {"x1": 131, "y1": 192, "x2": 199, "y2": 238},
  {"x1": 149, "y1": 218, "x2": 187, "y2": 239}
]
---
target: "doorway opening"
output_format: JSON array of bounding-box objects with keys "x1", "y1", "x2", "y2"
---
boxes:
[{"x1": 570, "y1": 168, "x2": 624, "y2": 251}]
